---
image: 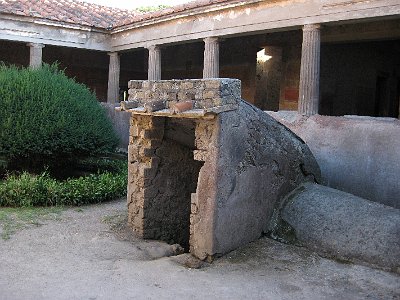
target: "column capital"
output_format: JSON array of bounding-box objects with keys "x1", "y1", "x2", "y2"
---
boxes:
[
  {"x1": 203, "y1": 37, "x2": 219, "y2": 44},
  {"x1": 147, "y1": 45, "x2": 161, "y2": 51},
  {"x1": 107, "y1": 51, "x2": 119, "y2": 57},
  {"x1": 302, "y1": 24, "x2": 321, "y2": 32},
  {"x1": 27, "y1": 43, "x2": 45, "y2": 48}
]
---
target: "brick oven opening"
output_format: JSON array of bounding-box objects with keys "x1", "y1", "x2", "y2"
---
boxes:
[
  {"x1": 127, "y1": 114, "x2": 203, "y2": 252},
  {"x1": 155, "y1": 118, "x2": 203, "y2": 251}
]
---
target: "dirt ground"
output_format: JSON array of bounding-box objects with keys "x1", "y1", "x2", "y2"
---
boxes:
[{"x1": 0, "y1": 198, "x2": 399, "y2": 300}]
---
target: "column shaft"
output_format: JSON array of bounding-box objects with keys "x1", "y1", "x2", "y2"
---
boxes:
[
  {"x1": 298, "y1": 24, "x2": 321, "y2": 116},
  {"x1": 107, "y1": 52, "x2": 120, "y2": 104},
  {"x1": 203, "y1": 37, "x2": 219, "y2": 78},
  {"x1": 27, "y1": 43, "x2": 44, "y2": 69},
  {"x1": 148, "y1": 45, "x2": 161, "y2": 80}
]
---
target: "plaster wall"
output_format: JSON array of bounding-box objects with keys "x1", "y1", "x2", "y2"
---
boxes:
[
  {"x1": 279, "y1": 44, "x2": 301, "y2": 111},
  {"x1": 0, "y1": 40, "x2": 29, "y2": 67},
  {"x1": 120, "y1": 49, "x2": 148, "y2": 92},
  {"x1": 43, "y1": 45, "x2": 110, "y2": 101},
  {"x1": 320, "y1": 40, "x2": 400, "y2": 117},
  {"x1": 254, "y1": 46, "x2": 283, "y2": 111},
  {"x1": 269, "y1": 112, "x2": 400, "y2": 209}
]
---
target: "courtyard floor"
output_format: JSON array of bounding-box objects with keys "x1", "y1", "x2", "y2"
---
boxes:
[{"x1": 0, "y1": 198, "x2": 399, "y2": 300}]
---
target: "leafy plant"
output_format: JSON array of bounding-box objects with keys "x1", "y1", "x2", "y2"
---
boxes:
[
  {"x1": 0, "y1": 160, "x2": 127, "y2": 207},
  {"x1": 0, "y1": 63, "x2": 119, "y2": 174},
  {"x1": 136, "y1": 5, "x2": 170, "y2": 12}
]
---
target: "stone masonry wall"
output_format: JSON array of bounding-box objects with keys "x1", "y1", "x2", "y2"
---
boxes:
[{"x1": 128, "y1": 78, "x2": 241, "y2": 109}]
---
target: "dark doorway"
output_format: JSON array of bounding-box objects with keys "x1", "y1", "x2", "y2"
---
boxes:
[{"x1": 374, "y1": 75, "x2": 389, "y2": 117}]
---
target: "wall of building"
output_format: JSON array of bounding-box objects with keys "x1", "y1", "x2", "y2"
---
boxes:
[
  {"x1": 269, "y1": 111, "x2": 400, "y2": 209},
  {"x1": 120, "y1": 49, "x2": 147, "y2": 94},
  {"x1": 254, "y1": 46, "x2": 283, "y2": 111},
  {"x1": 220, "y1": 38, "x2": 258, "y2": 103},
  {"x1": 0, "y1": 40, "x2": 29, "y2": 67},
  {"x1": 279, "y1": 44, "x2": 301, "y2": 111},
  {"x1": 162, "y1": 42, "x2": 204, "y2": 81},
  {"x1": 261, "y1": 37, "x2": 400, "y2": 117},
  {"x1": 251, "y1": 30, "x2": 303, "y2": 111},
  {"x1": 43, "y1": 46, "x2": 109, "y2": 102},
  {"x1": 320, "y1": 40, "x2": 400, "y2": 117}
]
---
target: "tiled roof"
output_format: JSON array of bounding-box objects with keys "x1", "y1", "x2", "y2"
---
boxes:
[
  {"x1": 114, "y1": 0, "x2": 237, "y2": 28},
  {"x1": 0, "y1": 0, "x2": 237, "y2": 30},
  {"x1": 0, "y1": 0, "x2": 139, "y2": 29}
]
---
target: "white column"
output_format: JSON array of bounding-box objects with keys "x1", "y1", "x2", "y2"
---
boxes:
[
  {"x1": 147, "y1": 45, "x2": 161, "y2": 80},
  {"x1": 298, "y1": 24, "x2": 321, "y2": 116},
  {"x1": 107, "y1": 52, "x2": 120, "y2": 104},
  {"x1": 203, "y1": 37, "x2": 219, "y2": 78},
  {"x1": 27, "y1": 43, "x2": 45, "y2": 69}
]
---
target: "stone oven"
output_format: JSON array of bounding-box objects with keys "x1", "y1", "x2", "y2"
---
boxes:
[{"x1": 119, "y1": 78, "x2": 320, "y2": 261}]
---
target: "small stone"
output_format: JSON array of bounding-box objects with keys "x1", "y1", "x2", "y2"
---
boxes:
[
  {"x1": 171, "y1": 254, "x2": 207, "y2": 269},
  {"x1": 142, "y1": 81, "x2": 151, "y2": 89},
  {"x1": 203, "y1": 90, "x2": 218, "y2": 99},
  {"x1": 120, "y1": 100, "x2": 139, "y2": 110},
  {"x1": 128, "y1": 80, "x2": 143, "y2": 89},
  {"x1": 182, "y1": 81, "x2": 194, "y2": 89},
  {"x1": 168, "y1": 92, "x2": 178, "y2": 101},
  {"x1": 205, "y1": 80, "x2": 220, "y2": 89}
]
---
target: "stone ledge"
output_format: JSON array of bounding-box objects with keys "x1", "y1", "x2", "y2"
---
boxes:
[{"x1": 116, "y1": 103, "x2": 238, "y2": 119}]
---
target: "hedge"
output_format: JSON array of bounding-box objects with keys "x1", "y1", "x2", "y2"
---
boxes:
[
  {"x1": 0, "y1": 160, "x2": 127, "y2": 207},
  {"x1": 0, "y1": 63, "x2": 118, "y2": 173}
]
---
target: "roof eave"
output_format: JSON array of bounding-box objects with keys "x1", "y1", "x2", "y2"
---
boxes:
[
  {"x1": 110, "y1": 0, "x2": 263, "y2": 33},
  {"x1": 0, "y1": 12, "x2": 110, "y2": 33}
]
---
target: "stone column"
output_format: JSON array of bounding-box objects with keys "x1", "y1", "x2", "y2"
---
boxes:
[
  {"x1": 27, "y1": 43, "x2": 45, "y2": 69},
  {"x1": 203, "y1": 37, "x2": 219, "y2": 78},
  {"x1": 147, "y1": 45, "x2": 161, "y2": 80},
  {"x1": 107, "y1": 52, "x2": 120, "y2": 104},
  {"x1": 298, "y1": 24, "x2": 321, "y2": 116}
]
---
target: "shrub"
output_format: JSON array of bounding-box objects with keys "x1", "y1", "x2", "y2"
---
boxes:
[
  {"x1": 136, "y1": 5, "x2": 169, "y2": 12},
  {"x1": 0, "y1": 160, "x2": 127, "y2": 207},
  {"x1": 0, "y1": 63, "x2": 119, "y2": 173}
]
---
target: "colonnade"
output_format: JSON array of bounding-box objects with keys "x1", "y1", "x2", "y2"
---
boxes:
[{"x1": 25, "y1": 24, "x2": 321, "y2": 115}]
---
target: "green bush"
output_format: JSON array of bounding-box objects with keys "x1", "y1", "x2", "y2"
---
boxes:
[
  {"x1": 136, "y1": 5, "x2": 169, "y2": 12},
  {"x1": 0, "y1": 160, "x2": 127, "y2": 207},
  {"x1": 0, "y1": 63, "x2": 118, "y2": 173}
]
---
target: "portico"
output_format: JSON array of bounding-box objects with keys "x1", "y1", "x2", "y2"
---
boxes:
[{"x1": 1, "y1": 0, "x2": 399, "y2": 116}]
